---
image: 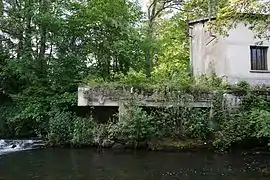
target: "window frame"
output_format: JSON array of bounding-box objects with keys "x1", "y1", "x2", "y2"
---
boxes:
[{"x1": 250, "y1": 45, "x2": 269, "y2": 71}]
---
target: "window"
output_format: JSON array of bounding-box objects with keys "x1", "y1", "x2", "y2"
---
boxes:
[{"x1": 250, "y1": 46, "x2": 268, "y2": 71}]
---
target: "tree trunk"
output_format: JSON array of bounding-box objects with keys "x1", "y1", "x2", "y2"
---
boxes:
[
  {"x1": 145, "y1": 0, "x2": 157, "y2": 78},
  {"x1": 0, "y1": 0, "x2": 3, "y2": 51},
  {"x1": 39, "y1": 26, "x2": 46, "y2": 72},
  {"x1": 145, "y1": 22, "x2": 154, "y2": 78},
  {"x1": 145, "y1": 0, "x2": 183, "y2": 78},
  {"x1": 38, "y1": 0, "x2": 48, "y2": 74},
  {"x1": 17, "y1": 31, "x2": 24, "y2": 59},
  {"x1": 25, "y1": 0, "x2": 33, "y2": 59}
]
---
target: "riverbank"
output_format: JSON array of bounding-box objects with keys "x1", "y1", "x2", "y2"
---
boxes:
[
  {"x1": 2, "y1": 82, "x2": 270, "y2": 152},
  {"x1": 45, "y1": 137, "x2": 270, "y2": 155},
  {"x1": 47, "y1": 138, "x2": 210, "y2": 151}
]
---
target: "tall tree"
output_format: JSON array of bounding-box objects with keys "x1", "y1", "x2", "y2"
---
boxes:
[
  {"x1": 183, "y1": 0, "x2": 228, "y2": 20},
  {"x1": 152, "y1": 12, "x2": 190, "y2": 83},
  {"x1": 212, "y1": 0, "x2": 270, "y2": 39},
  {"x1": 145, "y1": 0, "x2": 183, "y2": 78},
  {"x1": 66, "y1": 0, "x2": 144, "y2": 80}
]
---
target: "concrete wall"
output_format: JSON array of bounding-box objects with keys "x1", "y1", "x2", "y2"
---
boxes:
[
  {"x1": 77, "y1": 87, "x2": 213, "y2": 108},
  {"x1": 190, "y1": 21, "x2": 270, "y2": 85},
  {"x1": 190, "y1": 21, "x2": 227, "y2": 78}
]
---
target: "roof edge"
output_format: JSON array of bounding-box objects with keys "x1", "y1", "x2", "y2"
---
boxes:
[
  {"x1": 188, "y1": 17, "x2": 216, "y2": 25},
  {"x1": 188, "y1": 13, "x2": 270, "y2": 25}
]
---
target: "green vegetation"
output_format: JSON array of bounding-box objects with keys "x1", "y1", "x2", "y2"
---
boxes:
[
  {"x1": 37, "y1": 84, "x2": 270, "y2": 151},
  {"x1": 1, "y1": 0, "x2": 270, "y2": 152}
]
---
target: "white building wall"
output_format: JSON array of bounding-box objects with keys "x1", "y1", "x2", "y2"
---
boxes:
[
  {"x1": 190, "y1": 20, "x2": 270, "y2": 85},
  {"x1": 225, "y1": 23, "x2": 270, "y2": 84},
  {"x1": 190, "y1": 21, "x2": 227, "y2": 78}
]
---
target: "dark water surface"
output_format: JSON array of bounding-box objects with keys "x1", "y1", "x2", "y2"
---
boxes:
[{"x1": 0, "y1": 149, "x2": 269, "y2": 180}]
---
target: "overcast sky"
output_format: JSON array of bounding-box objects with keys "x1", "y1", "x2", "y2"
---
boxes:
[{"x1": 138, "y1": 0, "x2": 148, "y2": 12}]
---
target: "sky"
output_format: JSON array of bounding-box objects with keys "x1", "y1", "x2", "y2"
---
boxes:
[{"x1": 138, "y1": 0, "x2": 148, "y2": 12}]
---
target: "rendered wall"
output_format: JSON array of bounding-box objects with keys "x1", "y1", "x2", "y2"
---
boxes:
[{"x1": 190, "y1": 21, "x2": 270, "y2": 85}]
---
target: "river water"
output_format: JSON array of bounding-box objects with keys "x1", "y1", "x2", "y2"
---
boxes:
[{"x1": 0, "y1": 149, "x2": 270, "y2": 180}]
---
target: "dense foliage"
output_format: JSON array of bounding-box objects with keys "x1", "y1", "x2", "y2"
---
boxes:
[
  {"x1": 1, "y1": 0, "x2": 270, "y2": 151},
  {"x1": 41, "y1": 86, "x2": 270, "y2": 151},
  {"x1": 0, "y1": 0, "x2": 146, "y2": 138}
]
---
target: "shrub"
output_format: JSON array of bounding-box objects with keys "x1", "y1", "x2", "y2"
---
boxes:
[
  {"x1": 48, "y1": 112, "x2": 105, "y2": 147},
  {"x1": 47, "y1": 111, "x2": 75, "y2": 146},
  {"x1": 8, "y1": 94, "x2": 51, "y2": 138},
  {"x1": 92, "y1": 123, "x2": 114, "y2": 146},
  {"x1": 0, "y1": 102, "x2": 38, "y2": 138},
  {"x1": 0, "y1": 103, "x2": 11, "y2": 138},
  {"x1": 212, "y1": 112, "x2": 252, "y2": 151},
  {"x1": 240, "y1": 93, "x2": 270, "y2": 111},
  {"x1": 251, "y1": 109, "x2": 270, "y2": 142},
  {"x1": 155, "y1": 107, "x2": 210, "y2": 140},
  {"x1": 213, "y1": 108, "x2": 270, "y2": 151},
  {"x1": 182, "y1": 108, "x2": 210, "y2": 139},
  {"x1": 111, "y1": 105, "x2": 163, "y2": 145},
  {"x1": 71, "y1": 117, "x2": 96, "y2": 147}
]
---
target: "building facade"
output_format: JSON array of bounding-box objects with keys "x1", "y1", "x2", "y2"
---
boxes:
[{"x1": 189, "y1": 18, "x2": 270, "y2": 85}]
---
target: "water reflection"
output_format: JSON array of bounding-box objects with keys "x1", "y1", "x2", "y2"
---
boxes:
[{"x1": 0, "y1": 149, "x2": 269, "y2": 180}]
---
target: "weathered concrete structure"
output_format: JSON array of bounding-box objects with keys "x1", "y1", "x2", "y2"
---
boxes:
[
  {"x1": 189, "y1": 18, "x2": 270, "y2": 85},
  {"x1": 78, "y1": 87, "x2": 213, "y2": 108},
  {"x1": 77, "y1": 86, "x2": 242, "y2": 121}
]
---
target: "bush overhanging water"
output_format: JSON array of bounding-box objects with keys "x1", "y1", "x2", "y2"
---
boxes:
[{"x1": 1, "y1": 76, "x2": 270, "y2": 151}]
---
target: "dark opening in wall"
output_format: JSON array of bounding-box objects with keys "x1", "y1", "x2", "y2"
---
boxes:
[
  {"x1": 76, "y1": 106, "x2": 119, "y2": 123},
  {"x1": 75, "y1": 106, "x2": 92, "y2": 118},
  {"x1": 92, "y1": 106, "x2": 119, "y2": 123}
]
